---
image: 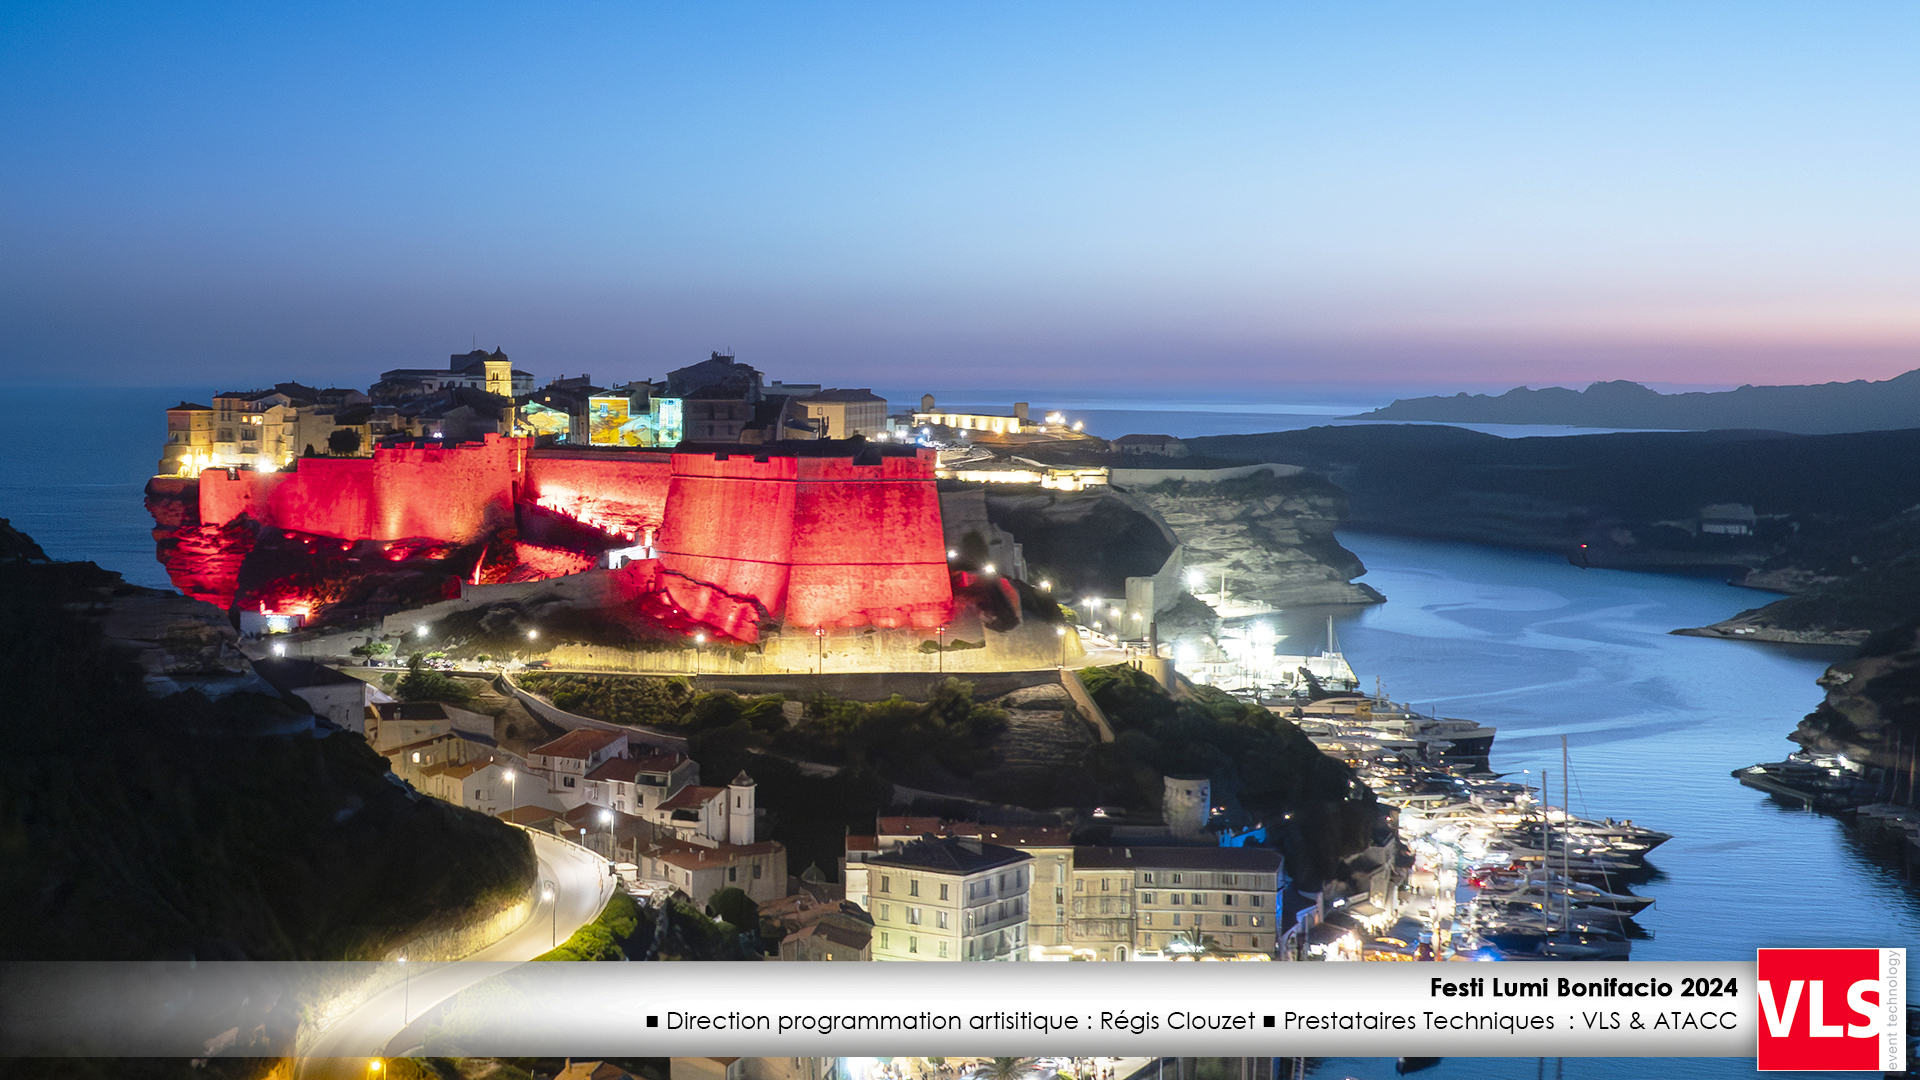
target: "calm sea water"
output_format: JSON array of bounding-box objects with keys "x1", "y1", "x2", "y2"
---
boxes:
[
  {"x1": 9, "y1": 387, "x2": 1912, "y2": 1076},
  {"x1": 1294, "y1": 534, "x2": 1919, "y2": 1080}
]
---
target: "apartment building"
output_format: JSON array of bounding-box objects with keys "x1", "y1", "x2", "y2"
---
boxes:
[
  {"x1": 1075, "y1": 846, "x2": 1283, "y2": 960},
  {"x1": 861, "y1": 837, "x2": 1033, "y2": 961}
]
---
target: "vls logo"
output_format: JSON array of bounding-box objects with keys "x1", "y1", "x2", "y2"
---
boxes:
[{"x1": 1756, "y1": 948, "x2": 1905, "y2": 1071}]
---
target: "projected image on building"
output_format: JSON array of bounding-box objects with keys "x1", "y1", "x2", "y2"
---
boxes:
[{"x1": 589, "y1": 395, "x2": 683, "y2": 447}]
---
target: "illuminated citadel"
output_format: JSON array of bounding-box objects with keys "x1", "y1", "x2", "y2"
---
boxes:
[{"x1": 146, "y1": 435, "x2": 956, "y2": 643}]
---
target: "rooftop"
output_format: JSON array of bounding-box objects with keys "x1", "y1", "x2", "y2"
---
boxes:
[
  {"x1": 530, "y1": 728, "x2": 625, "y2": 761},
  {"x1": 1072, "y1": 845, "x2": 1282, "y2": 873},
  {"x1": 656, "y1": 784, "x2": 724, "y2": 812},
  {"x1": 251, "y1": 657, "x2": 363, "y2": 694},
  {"x1": 640, "y1": 833, "x2": 783, "y2": 870},
  {"x1": 866, "y1": 836, "x2": 1032, "y2": 875}
]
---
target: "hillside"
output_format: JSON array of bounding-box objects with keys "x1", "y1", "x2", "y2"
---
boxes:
[
  {"x1": 1190, "y1": 424, "x2": 1920, "y2": 642},
  {"x1": 1353, "y1": 369, "x2": 1920, "y2": 434},
  {"x1": 0, "y1": 518, "x2": 536, "y2": 962}
]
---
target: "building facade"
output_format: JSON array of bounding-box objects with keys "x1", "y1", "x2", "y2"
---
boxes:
[{"x1": 860, "y1": 836, "x2": 1033, "y2": 962}]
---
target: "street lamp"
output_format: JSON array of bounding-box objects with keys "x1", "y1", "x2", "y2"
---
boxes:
[
  {"x1": 416, "y1": 625, "x2": 428, "y2": 639},
  {"x1": 397, "y1": 952, "x2": 409, "y2": 1026},
  {"x1": 601, "y1": 809, "x2": 614, "y2": 860},
  {"x1": 527, "y1": 629, "x2": 538, "y2": 641},
  {"x1": 504, "y1": 768, "x2": 516, "y2": 820},
  {"x1": 814, "y1": 626, "x2": 825, "y2": 676},
  {"x1": 936, "y1": 626, "x2": 947, "y2": 674},
  {"x1": 693, "y1": 632, "x2": 705, "y2": 674},
  {"x1": 544, "y1": 880, "x2": 557, "y2": 947},
  {"x1": 1056, "y1": 625, "x2": 1067, "y2": 669}
]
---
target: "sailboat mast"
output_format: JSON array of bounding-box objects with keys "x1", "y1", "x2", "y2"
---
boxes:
[{"x1": 1562, "y1": 735, "x2": 1572, "y2": 928}]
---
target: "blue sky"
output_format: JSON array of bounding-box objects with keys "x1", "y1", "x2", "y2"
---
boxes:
[{"x1": 4, "y1": 2, "x2": 1917, "y2": 394}]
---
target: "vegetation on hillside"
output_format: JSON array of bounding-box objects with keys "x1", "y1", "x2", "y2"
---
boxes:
[
  {"x1": 515, "y1": 674, "x2": 1008, "y2": 874},
  {"x1": 1077, "y1": 664, "x2": 1381, "y2": 886},
  {"x1": 0, "y1": 536, "x2": 536, "y2": 963}
]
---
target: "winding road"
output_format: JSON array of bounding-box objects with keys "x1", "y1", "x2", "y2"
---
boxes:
[{"x1": 295, "y1": 829, "x2": 615, "y2": 1079}]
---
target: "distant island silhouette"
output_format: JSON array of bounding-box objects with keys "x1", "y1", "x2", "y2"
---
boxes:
[{"x1": 1352, "y1": 369, "x2": 1920, "y2": 434}]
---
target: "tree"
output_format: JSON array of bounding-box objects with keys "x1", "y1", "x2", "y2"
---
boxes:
[
  {"x1": 395, "y1": 653, "x2": 473, "y2": 703},
  {"x1": 970, "y1": 1059, "x2": 1040, "y2": 1080},
  {"x1": 327, "y1": 427, "x2": 363, "y2": 455},
  {"x1": 1166, "y1": 927, "x2": 1225, "y2": 959},
  {"x1": 706, "y1": 886, "x2": 760, "y2": 933}
]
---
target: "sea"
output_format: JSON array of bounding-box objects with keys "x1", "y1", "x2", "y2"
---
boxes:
[{"x1": 8, "y1": 384, "x2": 1914, "y2": 1078}]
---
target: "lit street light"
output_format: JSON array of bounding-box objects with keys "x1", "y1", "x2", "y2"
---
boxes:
[
  {"x1": 397, "y1": 952, "x2": 409, "y2": 1026},
  {"x1": 504, "y1": 768, "x2": 516, "y2": 820},
  {"x1": 813, "y1": 626, "x2": 825, "y2": 676},
  {"x1": 416, "y1": 625, "x2": 428, "y2": 638},
  {"x1": 936, "y1": 626, "x2": 947, "y2": 674},
  {"x1": 601, "y1": 808, "x2": 614, "y2": 860},
  {"x1": 1056, "y1": 625, "x2": 1067, "y2": 669},
  {"x1": 693, "y1": 632, "x2": 705, "y2": 674},
  {"x1": 543, "y1": 880, "x2": 557, "y2": 947}
]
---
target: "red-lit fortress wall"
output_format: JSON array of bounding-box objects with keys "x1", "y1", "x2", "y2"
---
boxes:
[
  {"x1": 199, "y1": 435, "x2": 528, "y2": 542},
  {"x1": 655, "y1": 450, "x2": 952, "y2": 639},
  {"x1": 186, "y1": 437, "x2": 951, "y2": 639},
  {"x1": 521, "y1": 450, "x2": 671, "y2": 540}
]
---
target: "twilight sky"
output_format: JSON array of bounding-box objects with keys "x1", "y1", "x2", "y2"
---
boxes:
[{"x1": 4, "y1": 2, "x2": 1918, "y2": 395}]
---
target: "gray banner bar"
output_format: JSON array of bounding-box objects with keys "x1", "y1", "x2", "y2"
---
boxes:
[{"x1": 0, "y1": 961, "x2": 1757, "y2": 1058}]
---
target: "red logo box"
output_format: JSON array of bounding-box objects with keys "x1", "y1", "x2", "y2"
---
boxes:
[{"x1": 1756, "y1": 948, "x2": 1905, "y2": 1072}]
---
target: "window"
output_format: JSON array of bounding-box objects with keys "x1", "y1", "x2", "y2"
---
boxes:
[
  {"x1": 908, "y1": 908, "x2": 922, "y2": 925},
  {"x1": 881, "y1": 932, "x2": 889, "y2": 949},
  {"x1": 1116, "y1": 946, "x2": 1126, "y2": 961},
  {"x1": 1141, "y1": 912, "x2": 1153, "y2": 926},
  {"x1": 1224, "y1": 893, "x2": 1235, "y2": 906},
  {"x1": 1192, "y1": 893, "x2": 1204, "y2": 905},
  {"x1": 728, "y1": 867, "x2": 737, "y2": 882},
  {"x1": 1054, "y1": 887, "x2": 1064, "y2": 903},
  {"x1": 563, "y1": 776, "x2": 576, "y2": 787},
  {"x1": 939, "y1": 883, "x2": 949, "y2": 900},
  {"x1": 1101, "y1": 878, "x2": 1110, "y2": 892},
  {"x1": 939, "y1": 940, "x2": 949, "y2": 958},
  {"x1": 999, "y1": 873, "x2": 1007, "y2": 891},
  {"x1": 1251, "y1": 915, "x2": 1263, "y2": 927},
  {"x1": 1222, "y1": 914, "x2": 1237, "y2": 927},
  {"x1": 1142, "y1": 872, "x2": 1154, "y2": 884},
  {"x1": 1074, "y1": 879, "x2": 1084, "y2": 893},
  {"x1": 910, "y1": 879, "x2": 920, "y2": 897},
  {"x1": 1192, "y1": 913, "x2": 1204, "y2": 927},
  {"x1": 1223, "y1": 874, "x2": 1238, "y2": 886},
  {"x1": 1171, "y1": 873, "x2": 1183, "y2": 884},
  {"x1": 937, "y1": 911, "x2": 948, "y2": 929},
  {"x1": 1172, "y1": 913, "x2": 1182, "y2": 926},
  {"x1": 909, "y1": 936, "x2": 918, "y2": 954},
  {"x1": 880, "y1": 904, "x2": 890, "y2": 921},
  {"x1": 880, "y1": 875, "x2": 890, "y2": 894},
  {"x1": 1171, "y1": 894, "x2": 1183, "y2": 905},
  {"x1": 753, "y1": 863, "x2": 762, "y2": 879},
  {"x1": 1141, "y1": 892, "x2": 1155, "y2": 904}
]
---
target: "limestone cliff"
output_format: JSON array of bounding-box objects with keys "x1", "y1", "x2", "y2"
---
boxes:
[
  {"x1": 1120, "y1": 469, "x2": 1384, "y2": 608},
  {"x1": 1787, "y1": 619, "x2": 1920, "y2": 786}
]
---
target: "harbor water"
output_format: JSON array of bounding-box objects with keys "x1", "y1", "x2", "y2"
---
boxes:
[{"x1": 1289, "y1": 533, "x2": 1920, "y2": 1079}]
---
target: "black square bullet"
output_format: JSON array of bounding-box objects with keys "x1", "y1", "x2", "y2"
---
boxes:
[
  {"x1": 1263, "y1": 1015, "x2": 1275, "y2": 1028},
  {"x1": 647, "y1": 1015, "x2": 659, "y2": 1027}
]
